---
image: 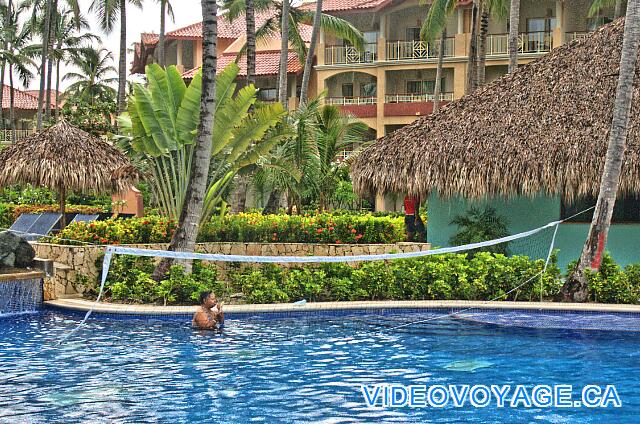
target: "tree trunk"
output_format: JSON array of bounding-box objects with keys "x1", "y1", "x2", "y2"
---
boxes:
[
  {"x1": 37, "y1": 0, "x2": 53, "y2": 130},
  {"x1": 246, "y1": 0, "x2": 256, "y2": 86},
  {"x1": 0, "y1": 1, "x2": 8, "y2": 132},
  {"x1": 465, "y1": 0, "x2": 479, "y2": 94},
  {"x1": 59, "y1": 185, "x2": 66, "y2": 229},
  {"x1": 55, "y1": 58, "x2": 60, "y2": 121},
  {"x1": 300, "y1": 0, "x2": 322, "y2": 104},
  {"x1": 8, "y1": 64, "x2": 15, "y2": 143},
  {"x1": 230, "y1": 174, "x2": 250, "y2": 213},
  {"x1": 476, "y1": 6, "x2": 489, "y2": 88},
  {"x1": 615, "y1": 0, "x2": 624, "y2": 18},
  {"x1": 563, "y1": 1, "x2": 640, "y2": 302},
  {"x1": 45, "y1": 0, "x2": 58, "y2": 121},
  {"x1": 158, "y1": 0, "x2": 166, "y2": 67},
  {"x1": 508, "y1": 0, "x2": 521, "y2": 73},
  {"x1": 153, "y1": 0, "x2": 218, "y2": 278},
  {"x1": 433, "y1": 27, "x2": 447, "y2": 113},
  {"x1": 117, "y1": 0, "x2": 128, "y2": 114},
  {"x1": 278, "y1": 0, "x2": 290, "y2": 109},
  {"x1": 262, "y1": 190, "x2": 280, "y2": 214}
]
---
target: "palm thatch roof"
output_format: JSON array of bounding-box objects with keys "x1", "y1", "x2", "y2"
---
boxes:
[
  {"x1": 351, "y1": 19, "x2": 640, "y2": 201},
  {"x1": 0, "y1": 120, "x2": 139, "y2": 193}
]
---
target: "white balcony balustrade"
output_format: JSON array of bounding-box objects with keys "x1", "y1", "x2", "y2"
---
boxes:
[
  {"x1": 324, "y1": 44, "x2": 378, "y2": 65},
  {"x1": 384, "y1": 93, "x2": 454, "y2": 103},
  {"x1": 386, "y1": 38, "x2": 455, "y2": 61}
]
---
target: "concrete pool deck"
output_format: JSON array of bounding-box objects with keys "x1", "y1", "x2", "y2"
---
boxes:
[{"x1": 46, "y1": 298, "x2": 640, "y2": 316}]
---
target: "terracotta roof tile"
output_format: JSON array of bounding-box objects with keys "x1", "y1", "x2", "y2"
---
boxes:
[
  {"x1": 182, "y1": 51, "x2": 303, "y2": 79},
  {"x1": 300, "y1": 0, "x2": 392, "y2": 12},
  {"x1": 167, "y1": 9, "x2": 278, "y2": 40},
  {"x1": 2, "y1": 86, "x2": 44, "y2": 110}
]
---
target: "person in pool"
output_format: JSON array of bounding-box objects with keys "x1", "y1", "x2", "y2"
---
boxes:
[{"x1": 192, "y1": 291, "x2": 225, "y2": 330}]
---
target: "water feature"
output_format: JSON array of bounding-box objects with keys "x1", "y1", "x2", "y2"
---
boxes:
[{"x1": 0, "y1": 273, "x2": 43, "y2": 316}]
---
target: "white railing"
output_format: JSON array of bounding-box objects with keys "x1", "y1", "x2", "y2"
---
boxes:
[
  {"x1": 0, "y1": 129, "x2": 35, "y2": 144},
  {"x1": 336, "y1": 150, "x2": 354, "y2": 161},
  {"x1": 386, "y1": 38, "x2": 455, "y2": 61},
  {"x1": 385, "y1": 93, "x2": 454, "y2": 103},
  {"x1": 326, "y1": 97, "x2": 377, "y2": 106},
  {"x1": 566, "y1": 31, "x2": 591, "y2": 42},
  {"x1": 324, "y1": 44, "x2": 377, "y2": 65},
  {"x1": 486, "y1": 32, "x2": 553, "y2": 55}
]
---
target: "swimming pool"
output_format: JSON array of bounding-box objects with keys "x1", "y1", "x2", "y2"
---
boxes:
[{"x1": 1, "y1": 310, "x2": 639, "y2": 423}]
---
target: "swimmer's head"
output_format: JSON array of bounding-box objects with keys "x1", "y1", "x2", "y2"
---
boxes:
[{"x1": 199, "y1": 291, "x2": 218, "y2": 307}]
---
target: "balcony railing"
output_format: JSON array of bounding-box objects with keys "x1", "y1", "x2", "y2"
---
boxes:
[
  {"x1": 385, "y1": 93, "x2": 454, "y2": 103},
  {"x1": 326, "y1": 97, "x2": 377, "y2": 106},
  {"x1": 386, "y1": 38, "x2": 455, "y2": 61},
  {"x1": 324, "y1": 44, "x2": 378, "y2": 65},
  {"x1": 0, "y1": 129, "x2": 35, "y2": 144},
  {"x1": 566, "y1": 31, "x2": 591, "y2": 42},
  {"x1": 486, "y1": 32, "x2": 553, "y2": 55}
]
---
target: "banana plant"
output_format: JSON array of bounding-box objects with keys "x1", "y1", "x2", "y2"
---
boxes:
[{"x1": 119, "y1": 62, "x2": 289, "y2": 223}]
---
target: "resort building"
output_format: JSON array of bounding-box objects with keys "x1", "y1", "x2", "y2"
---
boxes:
[
  {"x1": 0, "y1": 85, "x2": 53, "y2": 144},
  {"x1": 132, "y1": 0, "x2": 613, "y2": 138}
]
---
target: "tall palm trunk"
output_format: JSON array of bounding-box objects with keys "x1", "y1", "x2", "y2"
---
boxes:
[
  {"x1": 465, "y1": 0, "x2": 479, "y2": 94},
  {"x1": 508, "y1": 0, "x2": 520, "y2": 73},
  {"x1": 153, "y1": 0, "x2": 218, "y2": 278},
  {"x1": 278, "y1": 0, "x2": 290, "y2": 109},
  {"x1": 45, "y1": 3, "x2": 57, "y2": 122},
  {"x1": 8, "y1": 64, "x2": 15, "y2": 143},
  {"x1": 158, "y1": 0, "x2": 166, "y2": 67},
  {"x1": 117, "y1": 0, "x2": 127, "y2": 113},
  {"x1": 0, "y1": 1, "x2": 8, "y2": 132},
  {"x1": 300, "y1": 0, "x2": 322, "y2": 104},
  {"x1": 563, "y1": 2, "x2": 640, "y2": 302},
  {"x1": 433, "y1": 28, "x2": 446, "y2": 113},
  {"x1": 55, "y1": 57, "x2": 60, "y2": 121},
  {"x1": 246, "y1": 0, "x2": 256, "y2": 86},
  {"x1": 615, "y1": 0, "x2": 624, "y2": 18},
  {"x1": 476, "y1": 5, "x2": 489, "y2": 87},
  {"x1": 36, "y1": 0, "x2": 53, "y2": 130}
]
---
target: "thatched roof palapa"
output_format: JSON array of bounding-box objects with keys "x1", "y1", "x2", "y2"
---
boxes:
[
  {"x1": 351, "y1": 19, "x2": 640, "y2": 201},
  {"x1": 0, "y1": 120, "x2": 139, "y2": 193}
]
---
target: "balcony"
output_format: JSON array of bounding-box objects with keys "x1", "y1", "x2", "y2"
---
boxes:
[
  {"x1": 566, "y1": 31, "x2": 591, "y2": 43},
  {"x1": 386, "y1": 38, "x2": 455, "y2": 61},
  {"x1": 324, "y1": 44, "x2": 378, "y2": 65},
  {"x1": 486, "y1": 32, "x2": 553, "y2": 56},
  {"x1": 325, "y1": 97, "x2": 377, "y2": 118},
  {"x1": 384, "y1": 93, "x2": 454, "y2": 117},
  {"x1": 0, "y1": 129, "x2": 35, "y2": 145}
]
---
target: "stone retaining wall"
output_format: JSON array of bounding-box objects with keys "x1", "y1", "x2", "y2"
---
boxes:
[{"x1": 33, "y1": 242, "x2": 430, "y2": 301}]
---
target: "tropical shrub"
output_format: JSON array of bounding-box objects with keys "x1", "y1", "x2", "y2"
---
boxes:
[
  {"x1": 54, "y1": 213, "x2": 405, "y2": 245},
  {"x1": 450, "y1": 206, "x2": 509, "y2": 255},
  {"x1": 586, "y1": 253, "x2": 640, "y2": 304},
  {"x1": 90, "y1": 252, "x2": 564, "y2": 305},
  {"x1": 119, "y1": 63, "x2": 288, "y2": 222},
  {"x1": 50, "y1": 216, "x2": 177, "y2": 245}
]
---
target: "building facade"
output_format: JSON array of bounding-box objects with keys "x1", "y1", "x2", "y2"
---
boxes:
[{"x1": 133, "y1": 0, "x2": 613, "y2": 140}]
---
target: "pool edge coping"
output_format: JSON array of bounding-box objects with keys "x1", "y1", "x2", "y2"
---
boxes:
[{"x1": 45, "y1": 299, "x2": 640, "y2": 316}]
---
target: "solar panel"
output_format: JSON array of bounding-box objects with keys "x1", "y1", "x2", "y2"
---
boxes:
[
  {"x1": 71, "y1": 214, "x2": 99, "y2": 224},
  {"x1": 9, "y1": 214, "x2": 40, "y2": 234},
  {"x1": 23, "y1": 213, "x2": 61, "y2": 241}
]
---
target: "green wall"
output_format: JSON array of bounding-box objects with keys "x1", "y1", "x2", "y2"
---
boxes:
[{"x1": 427, "y1": 193, "x2": 640, "y2": 270}]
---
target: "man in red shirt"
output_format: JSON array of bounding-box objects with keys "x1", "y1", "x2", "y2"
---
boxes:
[{"x1": 404, "y1": 195, "x2": 418, "y2": 241}]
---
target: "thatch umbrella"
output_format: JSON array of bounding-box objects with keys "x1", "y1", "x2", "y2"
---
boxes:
[
  {"x1": 0, "y1": 120, "x2": 139, "y2": 228},
  {"x1": 351, "y1": 19, "x2": 640, "y2": 201}
]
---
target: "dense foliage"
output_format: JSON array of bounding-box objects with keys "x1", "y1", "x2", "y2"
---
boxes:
[
  {"x1": 60, "y1": 96, "x2": 117, "y2": 136},
  {"x1": 52, "y1": 213, "x2": 404, "y2": 245},
  {"x1": 94, "y1": 252, "x2": 563, "y2": 305},
  {"x1": 586, "y1": 253, "x2": 640, "y2": 304}
]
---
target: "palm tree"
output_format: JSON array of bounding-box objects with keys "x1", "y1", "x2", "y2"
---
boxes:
[
  {"x1": 563, "y1": 1, "x2": 640, "y2": 302},
  {"x1": 476, "y1": 0, "x2": 508, "y2": 87},
  {"x1": 421, "y1": 0, "x2": 456, "y2": 112},
  {"x1": 299, "y1": 0, "x2": 321, "y2": 104},
  {"x1": 0, "y1": 6, "x2": 36, "y2": 142},
  {"x1": 590, "y1": 0, "x2": 627, "y2": 19},
  {"x1": 508, "y1": 0, "x2": 520, "y2": 73},
  {"x1": 26, "y1": 0, "x2": 80, "y2": 129},
  {"x1": 0, "y1": 1, "x2": 11, "y2": 131},
  {"x1": 63, "y1": 47, "x2": 117, "y2": 104},
  {"x1": 223, "y1": 0, "x2": 363, "y2": 106},
  {"x1": 154, "y1": 0, "x2": 218, "y2": 277},
  {"x1": 278, "y1": 0, "x2": 290, "y2": 107},
  {"x1": 89, "y1": 0, "x2": 143, "y2": 114},
  {"x1": 156, "y1": 0, "x2": 174, "y2": 67},
  {"x1": 246, "y1": 0, "x2": 255, "y2": 85},
  {"x1": 50, "y1": 10, "x2": 99, "y2": 119}
]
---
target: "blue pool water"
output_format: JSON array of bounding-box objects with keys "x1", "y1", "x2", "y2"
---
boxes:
[{"x1": 1, "y1": 310, "x2": 639, "y2": 423}]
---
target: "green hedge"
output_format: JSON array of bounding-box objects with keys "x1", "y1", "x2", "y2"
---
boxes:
[
  {"x1": 94, "y1": 252, "x2": 563, "y2": 305},
  {"x1": 53, "y1": 213, "x2": 406, "y2": 245},
  {"x1": 586, "y1": 254, "x2": 640, "y2": 304}
]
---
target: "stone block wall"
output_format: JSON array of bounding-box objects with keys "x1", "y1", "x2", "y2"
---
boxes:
[{"x1": 33, "y1": 242, "x2": 430, "y2": 301}]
